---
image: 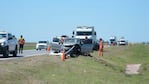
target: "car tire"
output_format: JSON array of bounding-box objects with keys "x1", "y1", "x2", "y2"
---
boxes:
[
  {"x1": 13, "y1": 46, "x2": 17, "y2": 57},
  {"x1": 70, "y1": 52, "x2": 75, "y2": 57},
  {"x1": 3, "y1": 47, "x2": 9, "y2": 58},
  {"x1": 73, "y1": 45, "x2": 81, "y2": 56}
]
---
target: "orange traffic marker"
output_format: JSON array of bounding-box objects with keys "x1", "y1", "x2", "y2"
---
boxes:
[
  {"x1": 61, "y1": 50, "x2": 65, "y2": 61},
  {"x1": 47, "y1": 46, "x2": 50, "y2": 52}
]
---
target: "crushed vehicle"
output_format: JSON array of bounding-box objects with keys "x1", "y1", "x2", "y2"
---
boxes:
[
  {"x1": 0, "y1": 31, "x2": 18, "y2": 57},
  {"x1": 63, "y1": 38, "x2": 82, "y2": 57},
  {"x1": 50, "y1": 36, "x2": 93, "y2": 57},
  {"x1": 36, "y1": 41, "x2": 49, "y2": 50},
  {"x1": 62, "y1": 37, "x2": 93, "y2": 57}
]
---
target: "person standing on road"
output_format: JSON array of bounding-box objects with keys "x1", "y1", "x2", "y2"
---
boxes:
[
  {"x1": 18, "y1": 35, "x2": 25, "y2": 53},
  {"x1": 99, "y1": 38, "x2": 104, "y2": 57}
]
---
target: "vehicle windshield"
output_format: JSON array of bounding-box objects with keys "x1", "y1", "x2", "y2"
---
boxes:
[
  {"x1": 121, "y1": 40, "x2": 125, "y2": 42},
  {"x1": 0, "y1": 34, "x2": 7, "y2": 39},
  {"x1": 81, "y1": 39, "x2": 92, "y2": 44},
  {"x1": 38, "y1": 41, "x2": 47, "y2": 43},
  {"x1": 110, "y1": 39, "x2": 116, "y2": 41},
  {"x1": 76, "y1": 32, "x2": 92, "y2": 36},
  {"x1": 53, "y1": 38, "x2": 60, "y2": 42},
  {"x1": 64, "y1": 39, "x2": 76, "y2": 43}
]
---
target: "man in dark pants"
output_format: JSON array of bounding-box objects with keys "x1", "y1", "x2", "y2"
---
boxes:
[{"x1": 18, "y1": 35, "x2": 25, "y2": 53}]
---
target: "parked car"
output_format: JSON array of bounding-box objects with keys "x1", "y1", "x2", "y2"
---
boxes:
[
  {"x1": 36, "y1": 41, "x2": 49, "y2": 50},
  {"x1": 0, "y1": 31, "x2": 18, "y2": 57},
  {"x1": 50, "y1": 36, "x2": 68, "y2": 53}
]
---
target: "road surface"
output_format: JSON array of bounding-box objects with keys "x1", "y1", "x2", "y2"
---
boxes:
[
  {"x1": 0, "y1": 50, "x2": 49, "y2": 60},
  {"x1": 0, "y1": 44, "x2": 110, "y2": 61}
]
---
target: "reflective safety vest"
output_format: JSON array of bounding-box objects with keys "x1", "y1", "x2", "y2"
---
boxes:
[
  {"x1": 99, "y1": 41, "x2": 104, "y2": 49},
  {"x1": 18, "y1": 38, "x2": 25, "y2": 44}
]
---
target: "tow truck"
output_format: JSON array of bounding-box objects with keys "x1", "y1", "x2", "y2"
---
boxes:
[{"x1": 73, "y1": 26, "x2": 98, "y2": 50}]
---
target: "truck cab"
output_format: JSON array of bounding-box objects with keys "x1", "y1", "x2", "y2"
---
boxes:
[
  {"x1": 0, "y1": 31, "x2": 18, "y2": 57},
  {"x1": 73, "y1": 26, "x2": 98, "y2": 50},
  {"x1": 36, "y1": 41, "x2": 49, "y2": 50},
  {"x1": 109, "y1": 36, "x2": 117, "y2": 46}
]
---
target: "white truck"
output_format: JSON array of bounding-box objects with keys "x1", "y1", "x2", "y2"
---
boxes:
[
  {"x1": 73, "y1": 26, "x2": 98, "y2": 50},
  {"x1": 118, "y1": 37, "x2": 128, "y2": 45},
  {"x1": 109, "y1": 36, "x2": 117, "y2": 46},
  {"x1": 36, "y1": 41, "x2": 49, "y2": 50},
  {"x1": 0, "y1": 31, "x2": 18, "y2": 57}
]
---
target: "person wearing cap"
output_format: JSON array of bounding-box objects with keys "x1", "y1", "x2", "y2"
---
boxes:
[
  {"x1": 99, "y1": 38, "x2": 104, "y2": 57},
  {"x1": 18, "y1": 35, "x2": 25, "y2": 53}
]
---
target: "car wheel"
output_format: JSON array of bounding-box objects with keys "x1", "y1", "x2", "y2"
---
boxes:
[
  {"x1": 3, "y1": 47, "x2": 9, "y2": 58},
  {"x1": 13, "y1": 46, "x2": 17, "y2": 57},
  {"x1": 70, "y1": 52, "x2": 75, "y2": 57},
  {"x1": 73, "y1": 45, "x2": 81, "y2": 56}
]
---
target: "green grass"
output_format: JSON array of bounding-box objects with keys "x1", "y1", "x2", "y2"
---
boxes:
[
  {"x1": 24, "y1": 42, "x2": 36, "y2": 50},
  {"x1": 0, "y1": 44, "x2": 149, "y2": 84}
]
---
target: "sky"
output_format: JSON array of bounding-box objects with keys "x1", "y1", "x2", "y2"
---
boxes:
[{"x1": 0, "y1": 0, "x2": 148, "y2": 43}]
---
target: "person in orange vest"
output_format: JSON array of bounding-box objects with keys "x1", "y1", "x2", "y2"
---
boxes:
[
  {"x1": 18, "y1": 35, "x2": 25, "y2": 53},
  {"x1": 99, "y1": 38, "x2": 104, "y2": 57}
]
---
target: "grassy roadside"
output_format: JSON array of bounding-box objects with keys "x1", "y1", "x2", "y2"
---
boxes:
[
  {"x1": 24, "y1": 42, "x2": 36, "y2": 50},
  {"x1": 0, "y1": 44, "x2": 149, "y2": 84}
]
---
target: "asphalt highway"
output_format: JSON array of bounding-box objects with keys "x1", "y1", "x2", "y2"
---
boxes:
[{"x1": 0, "y1": 50, "x2": 49, "y2": 60}]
